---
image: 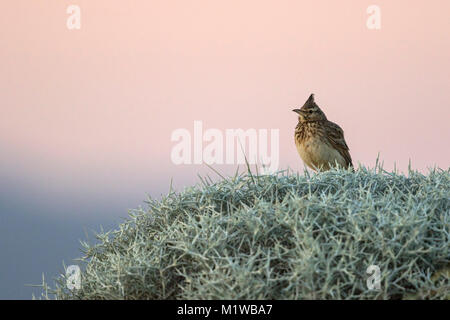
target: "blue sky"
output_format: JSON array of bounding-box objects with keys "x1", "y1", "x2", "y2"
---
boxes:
[{"x1": 0, "y1": 176, "x2": 159, "y2": 299}]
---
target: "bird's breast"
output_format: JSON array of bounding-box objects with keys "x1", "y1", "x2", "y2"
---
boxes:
[{"x1": 295, "y1": 135, "x2": 346, "y2": 170}]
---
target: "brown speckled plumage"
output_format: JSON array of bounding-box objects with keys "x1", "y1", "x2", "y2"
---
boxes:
[{"x1": 293, "y1": 94, "x2": 353, "y2": 171}]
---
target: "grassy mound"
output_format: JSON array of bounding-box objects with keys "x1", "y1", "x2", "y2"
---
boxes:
[{"x1": 43, "y1": 166, "x2": 449, "y2": 299}]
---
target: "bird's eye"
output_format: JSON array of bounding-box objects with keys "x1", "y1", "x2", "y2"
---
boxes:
[{"x1": 308, "y1": 110, "x2": 313, "y2": 113}]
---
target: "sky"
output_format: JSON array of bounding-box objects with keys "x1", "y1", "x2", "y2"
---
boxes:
[{"x1": 0, "y1": 1, "x2": 449, "y2": 299}]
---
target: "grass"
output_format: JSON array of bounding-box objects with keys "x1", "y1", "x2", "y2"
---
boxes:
[{"x1": 38, "y1": 164, "x2": 449, "y2": 299}]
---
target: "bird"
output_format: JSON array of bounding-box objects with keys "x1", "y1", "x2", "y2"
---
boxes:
[{"x1": 293, "y1": 94, "x2": 353, "y2": 171}]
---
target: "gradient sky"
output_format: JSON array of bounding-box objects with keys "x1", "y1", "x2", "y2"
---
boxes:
[{"x1": 0, "y1": 1, "x2": 449, "y2": 298}]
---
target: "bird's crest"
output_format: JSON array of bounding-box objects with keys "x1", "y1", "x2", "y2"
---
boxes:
[{"x1": 303, "y1": 93, "x2": 317, "y2": 109}]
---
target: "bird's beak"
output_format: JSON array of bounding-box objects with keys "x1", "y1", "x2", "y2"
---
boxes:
[{"x1": 292, "y1": 109, "x2": 303, "y2": 115}]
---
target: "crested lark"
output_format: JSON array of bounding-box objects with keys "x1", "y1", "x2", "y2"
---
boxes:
[{"x1": 293, "y1": 94, "x2": 353, "y2": 171}]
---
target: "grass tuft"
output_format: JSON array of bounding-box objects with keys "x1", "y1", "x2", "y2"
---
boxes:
[{"x1": 40, "y1": 164, "x2": 449, "y2": 299}]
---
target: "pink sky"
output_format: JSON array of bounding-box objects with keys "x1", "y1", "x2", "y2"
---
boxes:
[{"x1": 1, "y1": 1, "x2": 449, "y2": 208}]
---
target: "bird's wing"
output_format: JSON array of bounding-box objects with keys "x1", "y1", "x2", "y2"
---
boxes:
[{"x1": 325, "y1": 121, "x2": 353, "y2": 168}]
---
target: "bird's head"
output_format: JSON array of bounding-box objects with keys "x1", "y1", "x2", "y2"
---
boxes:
[{"x1": 293, "y1": 94, "x2": 327, "y2": 122}]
